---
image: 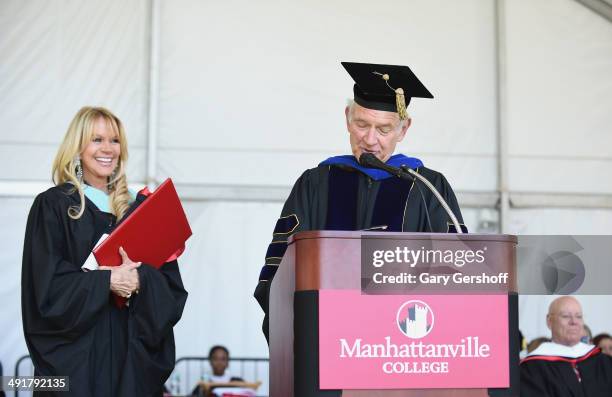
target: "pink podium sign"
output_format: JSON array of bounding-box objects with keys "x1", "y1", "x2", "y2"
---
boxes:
[{"x1": 319, "y1": 291, "x2": 509, "y2": 389}]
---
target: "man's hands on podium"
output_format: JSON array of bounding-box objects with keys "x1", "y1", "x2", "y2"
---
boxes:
[{"x1": 100, "y1": 246, "x2": 141, "y2": 298}]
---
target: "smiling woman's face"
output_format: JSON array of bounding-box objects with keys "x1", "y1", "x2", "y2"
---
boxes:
[{"x1": 80, "y1": 117, "x2": 120, "y2": 191}]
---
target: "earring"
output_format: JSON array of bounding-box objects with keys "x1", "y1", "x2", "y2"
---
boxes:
[
  {"x1": 108, "y1": 168, "x2": 117, "y2": 191},
  {"x1": 75, "y1": 157, "x2": 83, "y2": 184}
]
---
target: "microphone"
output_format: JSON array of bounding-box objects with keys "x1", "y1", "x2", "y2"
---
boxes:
[
  {"x1": 358, "y1": 153, "x2": 411, "y2": 180},
  {"x1": 358, "y1": 153, "x2": 463, "y2": 234}
]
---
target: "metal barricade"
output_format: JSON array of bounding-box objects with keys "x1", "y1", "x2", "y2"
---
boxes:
[
  {"x1": 12, "y1": 355, "x2": 269, "y2": 397},
  {"x1": 14, "y1": 355, "x2": 34, "y2": 397},
  {"x1": 168, "y1": 357, "x2": 269, "y2": 397}
]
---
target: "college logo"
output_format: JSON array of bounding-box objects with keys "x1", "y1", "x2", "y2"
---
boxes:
[{"x1": 396, "y1": 300, "x2": 434, "y2": 339}]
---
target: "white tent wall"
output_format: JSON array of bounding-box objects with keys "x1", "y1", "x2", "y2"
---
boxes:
[
  {"x1": 505, "y1": 0, "x2": 612, "y2": 195},
  {"x1": 503, "y1": 0, "x2": 612, "y2": 349},
  {"x1": 1, "y1": 0, "x2": 612, "y2": 388},
  {"x1": 157, "y1": 0, "x2": 498, "y2": 192},
  {"x1": 1, "y1": 0, "x2": 149, "y2": 184}
]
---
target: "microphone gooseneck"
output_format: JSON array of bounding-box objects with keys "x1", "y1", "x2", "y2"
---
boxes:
[
  {"x1": 400, "y1": 165, "x2": 463, "y2": 234},
  {"x1": 358, "y1": 153, "x2": 463, "y2": 234}
]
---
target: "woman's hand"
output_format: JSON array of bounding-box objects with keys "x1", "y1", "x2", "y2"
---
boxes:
[{"x1": 99, "y1": 247, "x2": 141, "y2": 298}]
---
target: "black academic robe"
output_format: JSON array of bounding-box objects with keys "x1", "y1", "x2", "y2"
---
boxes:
[
  {"x1": 21, "y1": 184, "x2": 188, "y2": 397},
  {"x1": 254, "y1": 164, "x2": 464, "y2": 340},
  {"x1": 520, "y1": 347, "x2": 612, "y2": 397}
]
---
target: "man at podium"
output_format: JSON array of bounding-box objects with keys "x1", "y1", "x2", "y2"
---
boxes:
[{"x1": 254, "y1": 62, "x2": 465, "y2": 340}]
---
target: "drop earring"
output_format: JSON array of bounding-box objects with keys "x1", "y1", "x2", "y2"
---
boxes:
[
  {"x1": 108, "y1": 168, "x2": 117, "y2": 191},
  {"x1": 75, "y1": 156, "x2": 83, "y2": 184}
]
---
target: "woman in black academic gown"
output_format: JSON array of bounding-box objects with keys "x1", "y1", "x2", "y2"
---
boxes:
[{"x1": 21, "y1": 107, "x2": 188, "y2": 397}]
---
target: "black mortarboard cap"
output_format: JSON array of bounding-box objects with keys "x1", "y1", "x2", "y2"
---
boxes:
[{"x1": 341, "y1": 62, "x2": 433, "y2": 119}]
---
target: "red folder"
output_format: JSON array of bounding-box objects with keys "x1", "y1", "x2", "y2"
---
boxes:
[{"x1": 93, "y1": 178, "x2": 192, "y2": 306}]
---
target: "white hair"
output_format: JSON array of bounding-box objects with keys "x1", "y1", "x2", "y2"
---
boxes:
[{"x1": 345, "y1": 99, "x2": 410, "y2": 127}]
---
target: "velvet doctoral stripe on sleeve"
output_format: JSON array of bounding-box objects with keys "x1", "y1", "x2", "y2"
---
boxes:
[{"x1": 254, "y1": 168, "x2": 328, "y2": 341}]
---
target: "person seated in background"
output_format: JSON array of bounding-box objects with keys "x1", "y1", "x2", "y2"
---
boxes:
[
  {"x1": 527, "y1": 336, "x2": 551, "y2": 353},
  {"x1": 207, "y1": 345, "x2": 243, "y2": 383},
  {"x1": 192, "y1": 345, "x2": 244, "y2": 396},
  {"x1": 593, "y1": 333, "x2": 612, "y2": 357},
  {"x1": 520, "y1": 296, "x2": 612, "y2": 396}
]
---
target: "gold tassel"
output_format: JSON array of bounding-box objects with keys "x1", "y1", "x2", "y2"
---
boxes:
[
  {"x1": 395, "y1": 88, "x2": 407, "y2": 120},
  {"x1": 374, "y1": 72, "x2": 408, "y2": 119}
]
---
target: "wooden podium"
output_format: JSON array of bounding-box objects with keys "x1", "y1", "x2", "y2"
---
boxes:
[{"x1": 269, "y1": 231, "x2": 519, "y2": 397}]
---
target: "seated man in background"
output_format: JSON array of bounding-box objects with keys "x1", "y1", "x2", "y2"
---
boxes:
[
  {"x1": 520, "y1": 296, "x2": 612, "y2": 396},
  {"x1": 254, "y1": 62, "x2": 465, "y2": 341}
]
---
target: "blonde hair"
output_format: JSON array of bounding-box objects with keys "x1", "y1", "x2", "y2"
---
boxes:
[{"x1": 52, "y1": 106, "x2": 131, "y2": 220}]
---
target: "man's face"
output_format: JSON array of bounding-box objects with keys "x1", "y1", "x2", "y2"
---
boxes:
[
  {"x1": 345, "y1": 103, "x2": 410, "y2": 163},
  {"x1": 547, "y1": 297, "x2": 584, "y2": 347}
]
